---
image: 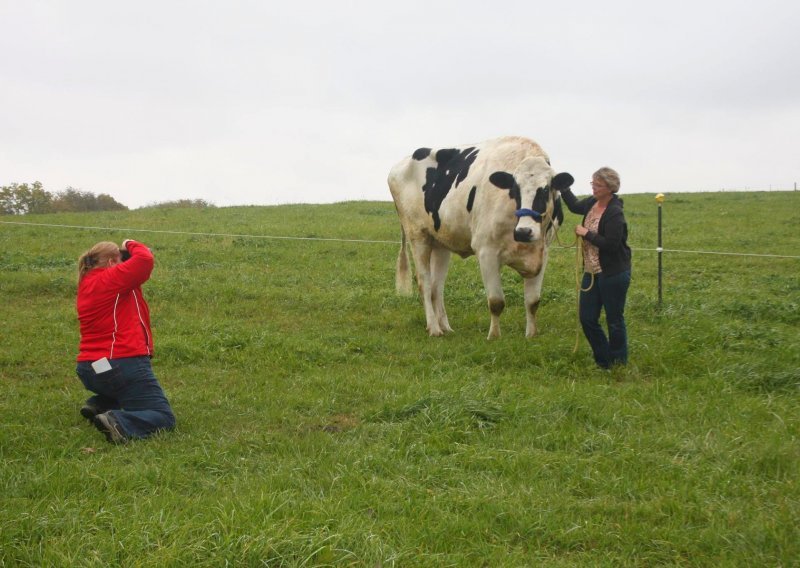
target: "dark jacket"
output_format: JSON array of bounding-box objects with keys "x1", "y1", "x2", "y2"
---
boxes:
[{"x1": 560, "y1": 189, "x2": 632, "y2": 276}]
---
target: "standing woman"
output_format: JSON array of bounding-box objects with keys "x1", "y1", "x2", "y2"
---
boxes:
[
  {"x1": 75, "y1": 239, "x2": 175, "y2": 443},
  {"x1": 559, "y1": 168, "x2": 632, "y2": 368}
]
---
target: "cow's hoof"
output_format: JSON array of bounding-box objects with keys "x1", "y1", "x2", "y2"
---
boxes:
[{"x1": 428, "y1": 328, "x2": 445, "y2": 337}]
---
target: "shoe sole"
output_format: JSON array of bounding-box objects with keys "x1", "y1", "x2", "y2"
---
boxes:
[{"x1": 93, "y1": 413, "x2": 128, "y2": 444}]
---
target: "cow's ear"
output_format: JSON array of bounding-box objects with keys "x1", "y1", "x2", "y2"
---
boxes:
[
  {"x1": 552, "y1": 172, "x2": 574, "y2": 191},
  {"x1": 489, "y1": 171, "x2": 515, "y2": 190}
]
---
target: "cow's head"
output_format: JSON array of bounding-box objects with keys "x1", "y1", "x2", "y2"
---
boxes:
[{"x1": 489, "y1": 157, "x2": 574, "y2": 243}]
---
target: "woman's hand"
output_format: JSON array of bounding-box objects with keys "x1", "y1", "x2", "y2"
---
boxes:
[{"x1": 575, "y1": 225, "x2": 589, "y2": 237}]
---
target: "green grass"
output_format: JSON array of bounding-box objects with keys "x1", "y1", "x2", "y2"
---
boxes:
[{"x1": 1, "y1": 193, "x2": 798, "y2": 566}]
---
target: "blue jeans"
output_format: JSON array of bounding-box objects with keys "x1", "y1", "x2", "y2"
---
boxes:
[
  {"x1": 76, "y1": 356, "x2": 175, "y2": 440},
  {"x1": 579, "y1": 270, "x2": 631, "y2": 368}
]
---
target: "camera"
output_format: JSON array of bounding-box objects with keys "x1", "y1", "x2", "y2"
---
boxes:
[{"x1": 119, "y1": 249, "x2": 131, "y2": 262}]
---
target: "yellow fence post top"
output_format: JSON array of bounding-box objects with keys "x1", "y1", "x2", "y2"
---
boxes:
[{"x1": 655, "y1": 193, "x2": 665, "y2": 203}]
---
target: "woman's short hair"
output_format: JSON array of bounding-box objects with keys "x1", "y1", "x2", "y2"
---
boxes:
[{"x1": 593, "y1": 167, "x2": 621, "y2": 194}]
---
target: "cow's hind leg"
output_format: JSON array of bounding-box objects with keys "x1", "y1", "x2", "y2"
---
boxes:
[
  {"x1": 430, "y1": 247, "x2": 453, "y2": 333},
  {"x1": 478, "y1": 249, "x2": 504, "y2": 339},
  {"x1": 409, "y1": 239, "x2": 444, "y2": 336},
  {"x1": 523, "y1": 249, "x2": 549, "y2": 338}
]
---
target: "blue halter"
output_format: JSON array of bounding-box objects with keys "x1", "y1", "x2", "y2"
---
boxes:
[{"x1": 514, "y1": 208, "x2": 542, "y2": 220}]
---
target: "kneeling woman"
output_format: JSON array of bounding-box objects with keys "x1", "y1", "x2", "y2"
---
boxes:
[
  {"x1": 75, "y1": 239, "x2": 175, "y2": 443},
  {"x1": 559, "y1": 168, "x2": 632, "y2": 368}
]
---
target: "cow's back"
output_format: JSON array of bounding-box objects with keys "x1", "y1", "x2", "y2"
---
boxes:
[
  {"x1": 389, "y1": 136, "x2": 549, "y2": 256},
  {"x1": 388, "y1": 143, "x2": 476, "y2": 254}
]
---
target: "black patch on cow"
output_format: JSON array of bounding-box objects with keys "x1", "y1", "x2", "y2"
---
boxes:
[
  {"x1": 466, "y1": 186, "x2": 477, "y2": 212},
  {"x1": 422, "y1": 147, "x2": 479, "y2": 231},
  {"x1": 550, "y1": 197, "x2": 564, "y2": 232},
  {"x1": 552, "y1": 172, "x2": 574, "y2": 191},
  {"x1": 489, "y1": 171, "x2": 521, "y2": 209},
  {"x1": 435, "y1": 148, "x2": 457, "y2": 163},
  {"x1": 412, "y1": 147, "x2": 431, "y2": 161},
  {"x1": 530, "y1": 186, "x2": 549, "y2": 219},
  {"x1": 488, "y1": 171, "x2": 514, "y2": 189}
]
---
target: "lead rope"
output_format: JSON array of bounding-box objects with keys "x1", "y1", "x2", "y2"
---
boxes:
[
  {"x1": 573, "y1": 236, "x2": 596, "y2": 353},
  {"x1": 552, "y1": 223, "x2": 593, "y2": 354}
]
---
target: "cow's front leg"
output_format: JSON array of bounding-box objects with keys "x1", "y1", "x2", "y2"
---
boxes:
[
  {"x1": 523, "y1": 249, "x2": 549, "y2": 338},
  {"x1": 410, "y1": 240, "x2": 444, "y2": 336},
  {"x1": 478, "y1": 249, "x2": 504, "y2": 339},
  {"x1": 430, "y1": 247, "x2": 453, "y2": 333}
]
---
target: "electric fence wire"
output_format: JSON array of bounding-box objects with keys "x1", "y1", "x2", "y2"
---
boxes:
[{"x1": 2, "y1": 220, "x2": 800, "y2": 259}]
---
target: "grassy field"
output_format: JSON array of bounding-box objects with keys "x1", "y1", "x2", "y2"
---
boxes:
[{"x1": 1, "y1": 192, "x2": 798, "y2": 566}]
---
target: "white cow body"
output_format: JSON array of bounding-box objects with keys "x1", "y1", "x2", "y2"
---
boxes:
[{"x1": 388, "y1": 136, "x2": 573, "y2": 338}]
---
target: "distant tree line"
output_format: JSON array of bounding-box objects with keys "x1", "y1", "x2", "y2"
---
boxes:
[
  {"x1": 1, "y1": 182, "x2": 216, "y2": 214},
  {"x1": 0, "y1": 182, "x2": 127, "y2": 215},
  {"x1": 138, "y1": 199, "x2": 215, "y2": 209}
]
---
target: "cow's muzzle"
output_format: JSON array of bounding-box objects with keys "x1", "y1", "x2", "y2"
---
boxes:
[
  {"x1": 514, "y1": 227, "x2": 534, "y2": 242},
  {"x1": 514, "y1": 209, "x2": 543, "y2": 243}
]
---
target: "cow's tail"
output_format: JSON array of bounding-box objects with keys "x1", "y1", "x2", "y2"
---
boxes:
[{"x1": 395, "y1": 226, "x2": 413, "y2": 296}]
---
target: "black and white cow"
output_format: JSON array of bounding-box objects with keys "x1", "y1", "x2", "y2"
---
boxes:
[{"x1": 388, "y1": 136, "x2": 574, "y2": 338}]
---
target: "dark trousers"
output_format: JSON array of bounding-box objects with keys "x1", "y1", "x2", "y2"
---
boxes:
[
  {"x1": 579, "y1": 270, "x2": 631, "y2": 368},
  {"x1": 76, "y1": 356, "x2": 175, "y2": 439}
]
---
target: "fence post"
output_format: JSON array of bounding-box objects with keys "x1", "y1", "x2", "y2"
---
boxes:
[{"x1": 655, "y1": 193, "x2": 665, "y2": 305}]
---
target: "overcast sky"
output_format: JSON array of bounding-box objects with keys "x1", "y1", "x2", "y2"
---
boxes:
[{"x1": 2, "y1": 0, "x2": 798, "y2": 208}]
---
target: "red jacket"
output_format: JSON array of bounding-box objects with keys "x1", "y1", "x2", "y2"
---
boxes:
[{"x1": 76, "y1": 240, "x2": 155, "y2": 361}]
